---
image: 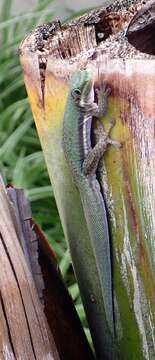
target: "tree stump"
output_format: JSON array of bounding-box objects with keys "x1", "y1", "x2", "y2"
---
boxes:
[{"x1": 20, "y1": 1, "x2": 155, "y2": 359}]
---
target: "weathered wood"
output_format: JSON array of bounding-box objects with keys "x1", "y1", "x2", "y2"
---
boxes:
[
  {"x1": 19, "y1": 1, "x2": 155, "y2": 359},
  {"x1": 2, "y1": 181, "x2": 94, "y2": 360},
  {"x1": 0, "y1": 300, "x2": 15, "y2": 360},
  {"x1": 0, "y1": 177, "x2": 60, "y2": 360},
  {"x1": 0, "y1": 234, "x2": 36, "y2": 360},
  {"x1": 7, "y1": 188, "x2": 45, "y2": 301}
]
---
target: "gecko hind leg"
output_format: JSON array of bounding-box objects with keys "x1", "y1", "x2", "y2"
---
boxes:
[
  {"x1": 106, "y1": 118, "x2": 122, "y2": 149},
  {"x1": 83, "y1": 118, "x2": 122, "y2": 176}
]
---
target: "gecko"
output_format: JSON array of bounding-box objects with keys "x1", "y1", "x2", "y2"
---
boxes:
[{"x1": 63, "y1": 69, "x2": 120, "y2": 336}]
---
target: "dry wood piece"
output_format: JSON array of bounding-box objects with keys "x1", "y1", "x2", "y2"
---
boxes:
[
  {"x1": 7, "y1": 187, "x2": 45, "y2": 301},
  {"x1": 0, "y1": 177, "x2": 59, "y2": 360}
]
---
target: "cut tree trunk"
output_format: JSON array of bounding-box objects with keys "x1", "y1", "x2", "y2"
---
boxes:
[{"x1": 19, "y1": 1, "x2": 155, "y2": 359}]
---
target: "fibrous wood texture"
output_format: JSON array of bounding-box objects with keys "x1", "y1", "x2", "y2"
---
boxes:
[
  {"x1": 20, "y1": 1, "x2": 155, "y2": 359},
  {"x1": 0, "y1": 178, "x2": 59, "y2": 360}
]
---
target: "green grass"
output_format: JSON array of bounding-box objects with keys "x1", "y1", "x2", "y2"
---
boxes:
[
  {"x1": 0, "y1": 0, "x2": 67, "y2": 265},
  {"x1": 0, "y1": 0, "x2": 90, "y2": 340}
]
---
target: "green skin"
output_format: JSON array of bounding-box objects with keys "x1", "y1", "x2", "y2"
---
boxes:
[{"x1": 63, "y1": 70, "x2": 118, "y2": 341}]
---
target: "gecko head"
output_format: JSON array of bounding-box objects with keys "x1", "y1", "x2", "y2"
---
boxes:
[{"x1": 70, "y1": 70, "x2": 93, "y2": 103}]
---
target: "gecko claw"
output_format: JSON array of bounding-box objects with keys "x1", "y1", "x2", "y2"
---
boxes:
[
  {"x1": 109, "y1": 139, "x2": 123, "y2": 149},
  {"x1": 108, "y1": 118, "x2": 122, "y2": 149},
  {"x1": 102, "y1": 81, "x2": 111, "y2": 93},
  {"x1": 104, "y1": 87, "x2": 111, "y2": 97},
  {"x1": 95, "y1": 84, "x2": 111, "y2": 98},
  {"x1": 101, "y1": 83, "x2": 111, "y2": 97},
  {"x1": 109, "y1": 117, "x2": 115, "y2": 127}
]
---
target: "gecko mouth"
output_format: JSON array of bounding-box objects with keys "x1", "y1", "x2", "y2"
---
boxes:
[{"x1": 19, "y1": 0, "x2": 154, "y2": 100}]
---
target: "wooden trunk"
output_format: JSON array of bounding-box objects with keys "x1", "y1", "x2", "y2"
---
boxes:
[{"x1": 20, "y1": 1, "x2": 155, "y2": 359}]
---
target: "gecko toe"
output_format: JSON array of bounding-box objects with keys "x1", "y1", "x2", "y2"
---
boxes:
[
  {"x1": 105, "y1": 87, "x2": 111, "y2": 97},
  {"x1": 109, "y1": 117, "x2": 115, "y2": 127},
  {"x1": 101, "y1": 83, "x2": 111, "y2": 96}
]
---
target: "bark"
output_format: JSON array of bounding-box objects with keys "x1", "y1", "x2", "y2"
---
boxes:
[{"x1": 19, "y1": 1, "x2": 155, "y2": 359}]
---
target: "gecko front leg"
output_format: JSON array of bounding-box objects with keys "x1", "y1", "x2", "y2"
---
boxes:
[{"x1": 83, "y1": 84, "x2": 122, "y2": 176}]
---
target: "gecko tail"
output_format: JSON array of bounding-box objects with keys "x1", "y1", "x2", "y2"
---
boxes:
[{"x1": 80, "y1": 182, "x2": 115, "y2": 337}]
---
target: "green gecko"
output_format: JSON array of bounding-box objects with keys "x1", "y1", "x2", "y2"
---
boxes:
[{"x1": 63, "y1": 69, "x2": 120, "y2": 337}]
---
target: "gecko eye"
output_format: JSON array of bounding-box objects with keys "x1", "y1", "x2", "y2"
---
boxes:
[{"x1": 71, "y1": 88, "x2": 81, "y2": 100}]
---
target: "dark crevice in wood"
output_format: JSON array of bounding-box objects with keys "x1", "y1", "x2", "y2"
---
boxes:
[
  {"x1": 7, "y1": 188, "x2": 45, "y2": 303},
  {"x1": 0, "y1": 232, "x2": 37, "y2": 360},
  {"x1": 0, "y1": 289, "x2": 16, "y2": 358},
  {"x1": 7, "y1": 192, "x2": 50, "y2": 347},
  {"x1": 5, "y1": 195, "x2": 50, "y2": 351},
  {"x1": 127, "y1": 26, "x2": 155, "y2": 54},
  {"x1": 126, "y1": 0, "x2": 155, "y2": 54},
  {"x1": 7, "y1": 189, "x2": 32, "y2": 270}
]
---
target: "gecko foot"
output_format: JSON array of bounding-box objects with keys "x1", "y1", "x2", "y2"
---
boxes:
[
  {"x1": 109, "y1": 117, "x2": 115, "y2": 127},
  {"x1": 95, "y1": 84, "x2": 111, "y2": 98},
  {"x1": 93, "y1": 83, "x2": 111, "y2": 118},
  {"x1": 83, "y1": 118, "x2": 122, "y2": 176},
  {"x1": 108, "y1": 138, "x2": 122, "y2": 149},
  {"x1": 107, "y1": 117, "x2": 123, "y2": 149},
  {"x1": 94, "y1": 117, "x2": 122, "y2": 150}
]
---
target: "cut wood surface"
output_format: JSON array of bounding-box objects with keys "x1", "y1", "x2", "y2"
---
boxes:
[{"x1": 20, "y1": 1, "x2": 155, "y2": 359}]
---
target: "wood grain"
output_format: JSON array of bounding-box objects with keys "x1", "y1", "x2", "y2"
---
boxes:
[{"x1": 0, "y1": 177, "x2": 60, "y2": 360}]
